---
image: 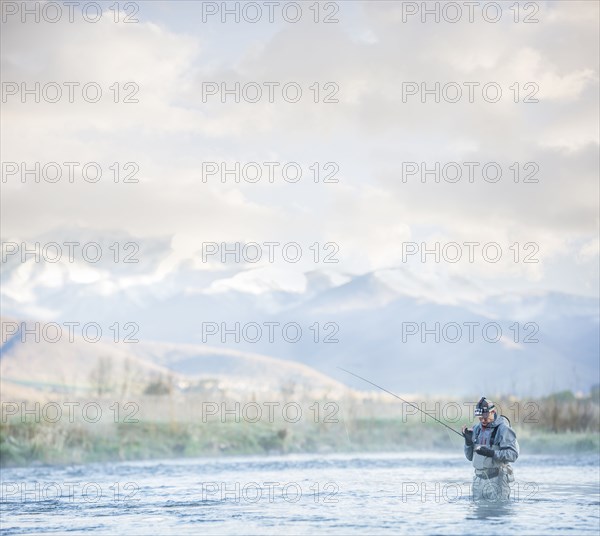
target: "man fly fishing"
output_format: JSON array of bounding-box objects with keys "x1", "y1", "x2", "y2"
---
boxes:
[
  {"x1": 462, "y1": 397, "x2": 519, "y2": 501},
  {"x1": 338, "y1": 369, "x2": 520, "y2": 502}
]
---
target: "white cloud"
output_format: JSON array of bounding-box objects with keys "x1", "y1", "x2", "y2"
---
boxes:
[{"x1": 1, "y1": 1, "x2": 598, "y2": 303}]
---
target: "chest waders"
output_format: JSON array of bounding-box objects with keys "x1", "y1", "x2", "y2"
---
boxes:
[{"x1": 472, "y1": 423, "x2": 513, "y2": 501}]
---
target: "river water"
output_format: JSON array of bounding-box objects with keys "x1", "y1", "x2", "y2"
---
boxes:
[{"x1": 1, "y1": 452, "x2": 598, "y2": 535}]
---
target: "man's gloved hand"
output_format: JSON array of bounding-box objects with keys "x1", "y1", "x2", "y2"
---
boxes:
[
  {"x1": 462, "y1": 427, "x2": 473, "y2": 446},
  {"x1": 475, "y1": 446, "x2": 495, "y2": 458}
]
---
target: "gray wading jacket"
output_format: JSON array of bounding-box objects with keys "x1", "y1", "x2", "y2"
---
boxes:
[{"x1": 464, "y1": 415, "x2": 519, "y2": 470}]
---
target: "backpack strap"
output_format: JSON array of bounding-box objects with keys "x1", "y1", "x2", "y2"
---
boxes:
[{"x1": 490, "y1": 424, "x2": 499, "y2": 446}]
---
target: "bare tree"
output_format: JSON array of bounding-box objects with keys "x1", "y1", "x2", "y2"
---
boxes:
[{"x1": 89, "y1": 356, "x2": 113, "y2": 397}]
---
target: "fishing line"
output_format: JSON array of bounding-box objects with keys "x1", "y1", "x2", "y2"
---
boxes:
[{"x1": 338, "y1": 367, "x2": 464, "y2": 438}]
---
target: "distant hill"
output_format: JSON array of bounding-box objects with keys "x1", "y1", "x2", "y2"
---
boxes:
[
  {"x1": 2, "y1": 229, "x2": 598, "y2": 397},
  {"x1": 0, "y1": 317, "x2": 347, "y2": 401}
]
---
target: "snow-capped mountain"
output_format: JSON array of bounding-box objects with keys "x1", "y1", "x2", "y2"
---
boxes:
[{"x1": 2, "y1": 228, "x2": 598, "y2": 397}]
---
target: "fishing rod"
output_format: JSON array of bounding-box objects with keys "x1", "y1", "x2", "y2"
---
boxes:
[{"x1": 337, "y1": 367, "x2": 464, "y2": 438}]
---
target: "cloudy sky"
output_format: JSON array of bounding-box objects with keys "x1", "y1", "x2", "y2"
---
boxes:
[{"x1": 1, "y1": 0, "x2": 598, "y2": 307}]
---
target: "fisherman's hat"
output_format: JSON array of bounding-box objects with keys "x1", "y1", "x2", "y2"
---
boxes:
[{"x1": 474, "y1": 397, "x2": 495, "y2": 416}]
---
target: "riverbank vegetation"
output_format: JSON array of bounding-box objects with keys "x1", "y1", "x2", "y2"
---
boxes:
[{"x1": 1, "y1": 390, "x2": 598, "y2": 467}]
